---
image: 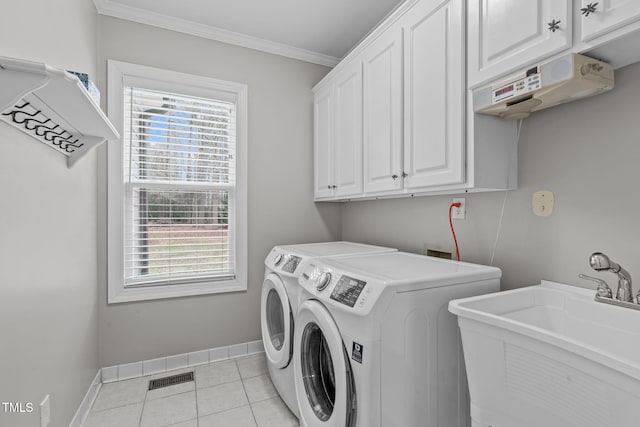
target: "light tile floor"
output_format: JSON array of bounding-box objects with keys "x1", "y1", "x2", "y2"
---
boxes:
[{"x1": 84, "y1": 353, "x2": 299, "y2": 427}]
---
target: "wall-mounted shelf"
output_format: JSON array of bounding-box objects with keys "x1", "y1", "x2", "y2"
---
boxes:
[{"x1": 0, "y1": 56, "x2": 119, "y2": 168}]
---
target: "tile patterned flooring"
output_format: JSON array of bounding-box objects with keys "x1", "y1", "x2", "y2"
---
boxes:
[{"x1": 84, "y1": 353, "x2": 299, "y2": 427}]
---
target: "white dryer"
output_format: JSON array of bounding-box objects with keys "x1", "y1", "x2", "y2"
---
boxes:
[
  {"x1": 261, "y1": 242, "x2": 396, "y2": 417},
  {"x1": 293, "y1": 251, "x2": 501, "y2": 427}
]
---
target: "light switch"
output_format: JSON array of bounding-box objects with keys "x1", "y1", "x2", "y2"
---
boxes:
[{"x1": 532, "y1": 190, "x2": 554, "y2": 217}]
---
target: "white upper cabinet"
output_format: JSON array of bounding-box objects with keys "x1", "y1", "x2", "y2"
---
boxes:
[
  {"x1": 333, "y1": 61, "x2": 363, "y2": 198},
  {"x1": 312, "y1": 0, "x2": 640, "y2": 201},
  {"x1": 402, "y1": 0, "x2": 465, "y2": 189},
  {"x1": 313, "y1": 86, "x2": 333, "y2": 199},
  {"x1": 362, "y1": 27, "x2": 404, "y2": 194},
  {"x1": 580, "y1": 0, "x2": 640, "y2": 41},
  {"x1": 313, "y1": 61, "x2": 364, "y2": 200},
  {"x1": 468, "y1": 0, "x2": 572, "y2": 88},
  {"x1": 312, "y1": 0, "x2": 518, "y2": 201}
]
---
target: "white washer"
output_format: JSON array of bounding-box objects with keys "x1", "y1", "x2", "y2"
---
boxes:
[
  {"x1": 293, "y1": 251, "x2": 501, "y2": 427},
  {"x1": 261, "y1": 242, "x2": 397, "y2": 417}
]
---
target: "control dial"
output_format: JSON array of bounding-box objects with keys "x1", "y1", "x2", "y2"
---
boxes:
[
  {"x1": 274, "y1": 253, "x2": 284, "y2": 266},
  {"x1": 316, "y1": 272, "x2": 332, "y2": 291}
]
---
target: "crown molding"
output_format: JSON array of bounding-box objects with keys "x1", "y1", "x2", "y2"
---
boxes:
[{"x1": 92, "y1": 0, "x2": 340, "y2": 67}]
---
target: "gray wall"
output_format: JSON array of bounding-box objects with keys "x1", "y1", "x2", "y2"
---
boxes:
[
  {"x1": 342, "y1": 61, "x2": 640, "y2": 292},
  {"x1": 3, "y1": 5, "x2": 637, "y2": 422},
  {"x1": 96, "y1": 17, "x2": 341, "y2": 367},
  {"x1": 0, "y1": 1, "x2": 100, "y2": 426}
]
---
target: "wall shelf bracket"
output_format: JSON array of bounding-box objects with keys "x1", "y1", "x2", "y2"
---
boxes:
[{"x1": 0, "y1": 56, "x2": 119, "y2": 168}]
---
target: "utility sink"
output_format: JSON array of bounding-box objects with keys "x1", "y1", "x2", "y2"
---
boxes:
[{"x1": 449, "y1": 281, "x2": 640, "y2": 427}]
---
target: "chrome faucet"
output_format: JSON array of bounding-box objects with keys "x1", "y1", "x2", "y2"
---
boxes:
[
  {"x1": 578, "y1": 274, "x2": 612, "y2": 298},
  {"x1": 580, "y1": 252, "x2": 640, "y2": 311},
  {"x1": 588, "y1": 252, "x2": 633, "y2": 302}
]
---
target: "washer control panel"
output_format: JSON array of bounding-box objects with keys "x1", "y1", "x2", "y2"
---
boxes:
[
  {"x1": 274, "y1": 253, "x2": 284, "y2": 266},
  {"x1": 316, "y1": 272, "x2": 332, "y2": 291},
  {"x1": 266, "y1": 249, "x2": 303, "y2": 275},
  {"x1": 298, "y1": 262, "x2": 385, "y2": 315},
  {"x1": 281, "y1": 255, "x2": 302, "y2": 273},
  {"x1": 330, "y1": 275, "x2": 367, "y2": 307}
]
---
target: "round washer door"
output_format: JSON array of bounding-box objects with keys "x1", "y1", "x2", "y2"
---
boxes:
[
  {"x1": 261, "y1": 273, "x2": 293, "y2": 368},
  {"x1": 294, "y1": 299, "x2": 356, "y2": 427}
]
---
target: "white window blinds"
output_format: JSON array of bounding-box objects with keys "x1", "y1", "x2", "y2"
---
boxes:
[{"x1": 123, "y1": 87, "x2": 236, "y2": 287}]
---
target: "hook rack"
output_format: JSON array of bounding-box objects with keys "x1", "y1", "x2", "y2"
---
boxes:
[{"x1": 0, "y1": 56, "x2": 119, "y2": 168}]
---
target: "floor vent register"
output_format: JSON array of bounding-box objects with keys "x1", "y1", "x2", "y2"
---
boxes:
[{"x1": 148, "y1": 371, "x2": 195, "y2": 390}]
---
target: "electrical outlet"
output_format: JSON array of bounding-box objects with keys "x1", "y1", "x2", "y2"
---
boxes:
[
  {"x1": 452, "y1": 198, "x2": 466, "y2": 220},
  {"x1": 40, "y1": 395, "x2": 50, "y2": 427},
  {"x1": 532, "y1": 190, "x2": 554, "y2": 217}
]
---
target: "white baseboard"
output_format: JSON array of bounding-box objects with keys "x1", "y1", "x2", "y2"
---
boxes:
[
  {"x1": 101, "y1": 339, "x2": 264, "y2": 383},
  {"x1": 68, "y1": 369, "x2": 101, "y2": 427}
]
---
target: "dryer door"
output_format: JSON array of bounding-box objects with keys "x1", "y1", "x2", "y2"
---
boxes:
[
  {"x1": 294, "y1": 300, "x2": 357, "y2": 427},
  {"x1": 261, "y1": 273, "x2": 293, "y2": 368}
]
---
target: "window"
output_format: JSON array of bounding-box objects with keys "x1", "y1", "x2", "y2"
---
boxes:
[{"x1": 107, "y1": 61, "x2": 247, "y2": 303}]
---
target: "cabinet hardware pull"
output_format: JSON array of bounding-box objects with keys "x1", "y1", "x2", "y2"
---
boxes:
[
  {"x1": 581, "y1": 2, "x2": 598, "y2": 17},
  {"x1": 392, "y1": 174, "x2": 398, "y2": 180},
  {"x1": 332, "y1": 185, "x2": 337, "y2": 189},
  {"x1": 401, "y1": 172, "x2": 408, "y2": 178},
  {"x1": 327, "y1": 185, "x2": 332, "y2": 189},
  {"x1": 547, "y1": 19, "x2": 561, "y2": 32}
]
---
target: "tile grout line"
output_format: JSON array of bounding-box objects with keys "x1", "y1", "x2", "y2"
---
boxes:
[
  {"x1": 242, "y1": 372, "x2": 276, "y2": 403},
  {"x1": 194, "y1": 366, "x2": 200, "y2": 427},
  {"x1": 194, "y1": 360, "x2": 240, "y2": 421},
  {"x1": 137, "y1": 376, "x2": 149, "y2": 427},
  {"x1": 237, "y1": 359, "x2": 260, "y2": 427}
]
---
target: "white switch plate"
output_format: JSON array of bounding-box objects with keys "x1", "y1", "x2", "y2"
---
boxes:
[
  {"x1": 452, "y1": 198, "x2": 466, "y2": 220},
  {"x1": 532, "y1": 190, "x2": 554, "y2": 217},
  {"x1": 40, "y1": 395, "x2": 50, "y2": 427}
]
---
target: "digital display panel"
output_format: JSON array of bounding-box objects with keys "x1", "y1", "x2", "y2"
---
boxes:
[
  {"x1": 330, "y1": 275, "x2": 367, "y2": 307},
  {"x1": 281, "y1": 255, "x2": 302, "y2": 273},
  {"x1": 495, "y1": 85, "x2": 514, "y2": 97}
]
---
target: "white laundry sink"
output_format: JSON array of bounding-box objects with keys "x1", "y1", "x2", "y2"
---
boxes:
[{"x1": 448, "y1": 281, "x2": 640, "y2": 427}]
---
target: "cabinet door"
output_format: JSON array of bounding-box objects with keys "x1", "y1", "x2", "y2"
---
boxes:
[
  {"x1": 468, "y1": 0, "x2": 571, "y2": 87},
  {"x1": 362, "y1": 28, "x2": 403, "y2": 193},
  {"x1": 402, "y1": 0, "x2": 465, "y2": 189},
  {"x1": 580, "y1": 0, "x2": 640, "y2": 41},
  {"x1": 333, "y1": 61, "x2": 363, "y2": 198},
  {"x1": 313, "y1": 86, "x2": 333, "y2": 199}
]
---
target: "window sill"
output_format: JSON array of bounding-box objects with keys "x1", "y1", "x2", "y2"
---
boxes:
[{"x1": 107, "y1": 278, "x2": 247, "y2": 304}]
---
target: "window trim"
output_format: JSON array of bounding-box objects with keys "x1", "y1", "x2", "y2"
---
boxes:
[{"x1": 107, "y1": 60, "x2": 248, "y2": 304}]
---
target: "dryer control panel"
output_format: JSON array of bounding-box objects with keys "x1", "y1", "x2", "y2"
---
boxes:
[
  {"x1": 331, "y1": 275, "x2": 367, "y2": 307},
  {"x1": 298, "y1": 262, "x2": 386, "y2": 315}
]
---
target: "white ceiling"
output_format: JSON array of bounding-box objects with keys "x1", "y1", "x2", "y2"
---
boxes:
[{"x1": 93, "y1": 0, "x2": 406, "y2": 66}]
